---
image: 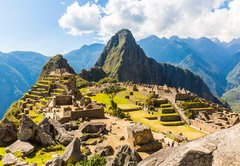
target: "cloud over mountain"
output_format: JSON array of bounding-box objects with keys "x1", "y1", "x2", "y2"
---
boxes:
[{"x1": 59, "y1": 0, "x2": 240, "y2": 42}]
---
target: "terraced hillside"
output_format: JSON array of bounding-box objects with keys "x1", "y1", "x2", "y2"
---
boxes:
[{"x1": 5, "y1": 74, "x2": 80, "y2": 123}]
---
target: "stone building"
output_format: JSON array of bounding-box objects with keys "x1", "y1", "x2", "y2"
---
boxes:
[{"x1": 44, "y1": 95, "x2": 104, "y2": 123}]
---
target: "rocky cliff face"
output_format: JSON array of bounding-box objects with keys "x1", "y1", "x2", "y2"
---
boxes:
[
  {"x1": 39, "y1": 54, "x2": 75, "y2": 79},
  {"x1": 95, "y1": 29, "x2": 219, "y2": 103},
  {"x1": 79, "y1": 66, "x2": 107, "y2": 82},
  {"x1": 138, "y1": 123, "x2": 240, "y2": 166}
]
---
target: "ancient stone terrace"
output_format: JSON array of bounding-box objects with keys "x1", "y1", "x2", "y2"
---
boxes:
[{"x1": 18, "y1": 69, "x2": 81, "y2": 116}]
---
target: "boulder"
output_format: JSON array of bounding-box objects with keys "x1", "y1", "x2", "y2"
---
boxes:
[
  {"x1": 18, "y1": 115, "x2": 55, "y2": 146},
  {"x1": 6, "y1": 140, "x2": 34, "y2": 156},
  {"x1": 94, "y1": 145, "x2": 114, "y2": 157},
  {"x1": 62, "y1": 137, "x2": 82, "y2": 164},
  {"x1": 138, "y1": 123, "x2": 240, "y2": 166},
  {"x1": 2, "y1": 153, "x2": 18, "y2": 166},
  {"x1": 106, "y1": 145, "x2": 142, "y2": 166},
  {"x1": 127, "y1": 124, "x2": 154, "y2": 146},
  {"x1": 45, "y1": 156, "x2": 63, "y2": 166},
  {"x1": 0, "y1": 118, "x2": 18, "y2": 146},
  {"x1": 39, "y1": 118, "x2": 74, "y2": 146},
  {"x1": 79, "y1": 122, "x2": 106, "y2": 133}
]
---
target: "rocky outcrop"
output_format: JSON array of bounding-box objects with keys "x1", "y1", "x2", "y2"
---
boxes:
[
  {"x1": 94, "y1": 145, "x2": 114, "y2": 157},
  {"x1": 62, "y1": 137, "x2": 82, "y2": 164},
  {"x1": 39, "y1": 118, "x2": 74, "y2": 146},
  {"x1": 95, "y1": 29, "x2": 220, "y2": 104},
  {"x1": 138, "y1": 123, "x2": 240, "y2": 166},
  {"x1": 127, "y1": 124, "x2": 162, "y2": 152},
  {"x1": 79, "y1": 66, "x2": 107, "y2": 82},
  {"x1": 6, "y1": 140, "x2": 34, "y2": 156},
  {"x1": 106, "y1": 145, "x2": 142, "y2": 166},
  {"x1": 127, "y1": 125, "x2": 154, "y2": 146},
  {"x1": 18, "y1": 115, "x2": 55, "y2": 146},
  {"x1": 2, "y1": 153, "x2": 18, "y2": 166},
  {"x1": 79, "y1": 122, "x2": 106, "y2": 133},
  {"x1": 0, "y1": 118, "x2": 18, "y2": 146},
  {"x1": 45, "y1": 156, "x2": 63, "y2": 166}
]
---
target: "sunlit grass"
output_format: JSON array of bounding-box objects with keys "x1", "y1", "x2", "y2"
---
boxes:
[{"x1": 128, "y1": 110, "x2": 205, "y2": 140}]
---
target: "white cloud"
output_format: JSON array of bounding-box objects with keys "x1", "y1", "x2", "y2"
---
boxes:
[
  {"x1": 59, "y1": 0, "x2": 240, "y2": 42},
  {"x1": 59, "y1": 1, "x2": 101, "y2": 35}
]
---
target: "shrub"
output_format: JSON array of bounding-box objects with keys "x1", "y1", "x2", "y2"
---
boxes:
[{"x1": 74, "y1": 155, "x2": 106, "y2": 166}]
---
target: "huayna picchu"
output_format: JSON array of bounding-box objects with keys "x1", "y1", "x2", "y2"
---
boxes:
[{"x1": 1, "y1": 30, "x2": 240, "y2": 166}]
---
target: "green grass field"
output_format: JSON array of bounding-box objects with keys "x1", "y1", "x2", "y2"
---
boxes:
[
  {"x1": 87, "y1": 89, "x2": 205, "y2": 140},
  {"x1": 128, "y1": 110, "x2": 205, "y2": 140}
]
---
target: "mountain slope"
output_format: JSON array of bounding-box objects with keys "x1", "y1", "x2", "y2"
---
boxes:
[
  {"x1": 95, "y1": 29, "x2": 219, "y2": 103},
  {"x1": 39, "y1": 54, "x2": 75, "y2": 79},
  {"x1": 0, "y1": 51, "x2": 48, "y2": 118},
  {"x1": 222, "y1": 86, "x2": 240, "y2": 112},
  {"x1": 65, "y1": 43, "x2": 104, "y2": 73},
  {"x1": 139, "y1": 36, "x2": 228, "y2": 96}
]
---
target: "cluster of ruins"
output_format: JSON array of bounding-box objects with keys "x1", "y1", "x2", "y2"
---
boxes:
[{"x1": 18, "y1": 68, "x2": 105, "y2": 124}]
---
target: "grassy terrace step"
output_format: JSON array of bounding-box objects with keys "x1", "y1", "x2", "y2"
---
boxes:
[
  {"x1": 39, "y1": 98, "x2": 48, "y2": 105},
  {"x1": 26, "y1": 94, "x2": 42, "y2": 100},
  {"x1": 35, "y1": 83, "x2": 50, "y2": 89},
  {"x1": 39, "y1": 80, "x2": 52, "y2": 84},
  {"x1": 53, "y1": 88, "x2": 65, "y2": 93},
  {"x1": 26, "y1": 98, "x2": 37, "y2": 104},
  {"x1": 26, "y1": 104, "x2": 34, "y2": 109},
  {"x1": 161, "y1": 107, "x2": 176, "y2": 114},
  {"x1": 160, "y1": 121, "x2": 184, "y2": 126},
  {"x1": 51, "y1": 92, "x2": 62, "y2": 96},
  {"x1": 161, "y1": 103, "x2": 172, "y2": 108},
  {"x1": 158, "y1": 114, "x2": 181, "y2": 122},
  {"x1": 36, "y1": 102, "x2": 45, "y2": 108}
]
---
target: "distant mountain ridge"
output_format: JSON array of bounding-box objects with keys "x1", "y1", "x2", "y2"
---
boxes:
[
  {"x1": 0, "y1": 51, "x2": 48, "y2": 118},
  {"x1": 95, "y1": 29, "x2": 220, "y2": 103},
  {"x1": 138, "y1": 35, "x2": 240, "y2": 96},
  {"x1": 65, "y1": 43, "x2": 104, "y2": 73}
]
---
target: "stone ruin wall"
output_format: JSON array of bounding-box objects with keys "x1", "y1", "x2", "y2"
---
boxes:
[
  {"x1": 191, "y1": 118, "x2": 223, "y2": 134},
  {"x1": 70, "y1": 108, "x2": 105, "y2": 120}
]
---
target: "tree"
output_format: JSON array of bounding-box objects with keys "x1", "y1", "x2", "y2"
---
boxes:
[
  {"x1": 103, "y1": 85, "x2": 127, "y2": 118},
  {"x1": 103, "y1": 85, "x2": 125, "y2": 101}
]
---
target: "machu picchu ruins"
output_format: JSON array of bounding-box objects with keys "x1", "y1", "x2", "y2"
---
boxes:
[{"x1": 1, "y1": 26, "x2": 240, "y2": 166}]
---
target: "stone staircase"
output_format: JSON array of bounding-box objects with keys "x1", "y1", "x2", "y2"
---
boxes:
[{"x1": 157, "y1": 102, "x2": 184, "y2": 126}]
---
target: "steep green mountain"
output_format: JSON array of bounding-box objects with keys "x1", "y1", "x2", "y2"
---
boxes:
[
  {"x1": 222, "y1": 86, "x2": 240, "y2": 112},
  {"x1": 39, "y1": 54, "x2": 75, "y2": 79},
  {"x1": 0, "y1": 51, "x2": 48, "y2": 118},
  {"x1": 79, "y1": 66, "x2": 107, "y2": 82},
  {"x1": 95, "y1": 29, "x2": 220, "y2": 103},
  {"x1": 65, "y1": 43, "x2": 104, "y2": 73}
]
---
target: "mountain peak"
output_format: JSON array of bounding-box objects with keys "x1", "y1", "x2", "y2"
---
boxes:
[
  {"x1": 94, "y1": 29, "x2": 219, "y2": 103},
  {"x1": 95, "y1": 29, "x2": 139, "y2": 74},
  {"x1": 39, "y1": 54, "x2": 75, "y2": 79}
]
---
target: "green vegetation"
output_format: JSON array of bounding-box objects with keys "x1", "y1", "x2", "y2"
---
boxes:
[
  {"x1": 102, "y1": 85, "x2": 130, "y2": 119},
  {"x1": 98, "y1": 77, "x2": 117, "y2": 84},
  {"x1": 74, "y1": 155, "x2": 106, "y2": 166},
  {"x1": 222, "y1": 86, "x2": 240, "y2": 112}
]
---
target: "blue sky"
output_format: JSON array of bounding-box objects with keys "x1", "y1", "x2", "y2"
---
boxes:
[
  {"x1": 0, "y1": 0, "x2": 106, "y2": 56},
  {"x1": 0, "y1": 0, "x2": 239, "y2": 56}
]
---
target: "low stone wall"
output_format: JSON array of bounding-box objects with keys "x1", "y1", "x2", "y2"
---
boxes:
[
  {"x1": 70, "y1": 108, "x2": 104, "y2": 120},
  {"x1": 191, "y1": 118, "x2": 224, "y2": 133},
  {"x1": 158, "y1": 115, "x2": 181, "y2": 122}
]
